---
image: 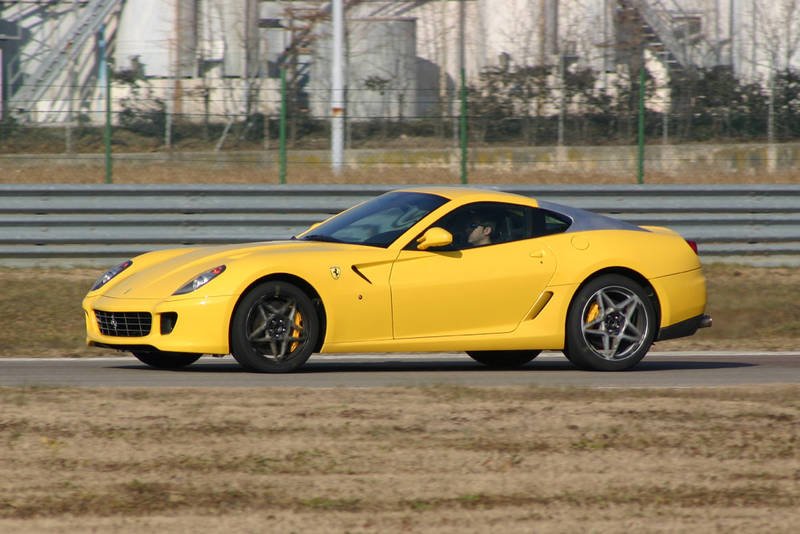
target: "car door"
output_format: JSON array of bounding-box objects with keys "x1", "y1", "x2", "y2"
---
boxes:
[{"x1": 389, "y1": 203, "x2": 558, "y2": 339}]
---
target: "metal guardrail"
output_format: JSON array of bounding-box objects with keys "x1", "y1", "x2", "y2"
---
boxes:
[{"x1": 1, "y1": 184, "x2": 799, "y2": 263}]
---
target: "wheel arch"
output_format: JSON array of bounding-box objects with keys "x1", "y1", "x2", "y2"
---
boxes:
[
  {"x1": 230, "y1": 273, "x2": 328, "y2": 353},
  {"x1": 568, "y1": 267, "x2": 662, "y2": 336}
]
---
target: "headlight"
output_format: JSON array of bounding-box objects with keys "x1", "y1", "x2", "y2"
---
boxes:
[
  {"x1": 173, "y1": 265, "x2": 226, "y2": 295},
  {"x1": 90, "y1": 260, "x2": 133, "y2": 291}
]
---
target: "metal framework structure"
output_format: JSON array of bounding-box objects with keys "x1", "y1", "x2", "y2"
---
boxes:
[
  {"x1": 616, "y1": 0, "x2": 731, "y2": 73},
  {"x1": 1, "y1": 0, "x2": 125, "y2": 121}
]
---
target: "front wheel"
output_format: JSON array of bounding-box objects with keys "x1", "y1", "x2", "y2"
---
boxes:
[
  {"x1": 563, "y1": 274, "x2": 656, "y2": 371},
  {"x1": 230, "y1": 281, "x2": 320, "y2": 373},
  {"x1": 132, "y1": 351, "x2": 202, "y2": 369},
  {"x1": 466, "y1": 350, "x2": 541, "y2": 368}
]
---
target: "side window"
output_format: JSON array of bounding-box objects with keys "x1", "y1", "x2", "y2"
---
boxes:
[
  {"x1": 408, "y1": 203, "x2": 572, "y2": 251},
  {"x1": 410, "y1": 202, "x2": 541, "y2": 251}
]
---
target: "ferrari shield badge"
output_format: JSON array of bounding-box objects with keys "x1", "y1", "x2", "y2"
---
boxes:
[{"x1": 329, "y1": 266, "x2": 342, "y2": 280}]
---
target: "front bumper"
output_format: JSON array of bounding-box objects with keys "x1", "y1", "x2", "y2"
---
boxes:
[{"x1": 83, "y1": 293, "x2": 234, "y2": 355}]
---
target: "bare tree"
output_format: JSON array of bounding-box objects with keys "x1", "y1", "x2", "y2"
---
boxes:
[
  {"x1": 741, "y1": 0, "x2": 800, "y2": 73},
  {"x1": 739, "y1": 0, "x2": 800, "y2": 142}
]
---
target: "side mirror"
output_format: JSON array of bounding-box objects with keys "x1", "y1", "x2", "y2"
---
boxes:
[{"x1": 416, "y1": 227, "x2": 453, "y2": 250}]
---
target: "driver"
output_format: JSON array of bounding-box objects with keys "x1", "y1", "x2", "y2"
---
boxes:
[{"x1": 466, "y1": 217, "x2": 496, "y2": 247}]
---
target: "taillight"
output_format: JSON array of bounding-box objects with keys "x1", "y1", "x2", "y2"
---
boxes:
[{"x1": 686, "y1": 239, "x2": 699, "y2": 255}]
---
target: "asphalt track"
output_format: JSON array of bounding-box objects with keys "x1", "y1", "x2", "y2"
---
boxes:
[{"x1": 1, "y1": 352, "x2": 799, "y2": 388}]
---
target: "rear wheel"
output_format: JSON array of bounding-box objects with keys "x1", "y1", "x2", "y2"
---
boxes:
[
  {"x1": 132, "y1": 351, "x2": 201, "y2": 369},
  {"x1": 466, "y1": 350, "x2": 540, "y2": 368},
  {"x1": 230, "y1": 281, "x2": 319, "y2": 373},
  {"x1": 563, "y1": 274, "x2": 655, "y2": 371}
]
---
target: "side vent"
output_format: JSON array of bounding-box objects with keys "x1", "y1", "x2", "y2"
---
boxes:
[
  {"x1": 351, "y1": 265, "x2": 372, "y2": 284},
  {"x1": 527, "y1": 291, "x2": 553, "y2": 320}
]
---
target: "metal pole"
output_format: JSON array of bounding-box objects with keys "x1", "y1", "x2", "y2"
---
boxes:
[
  {"x1": 0, "y1": 49, "x2": 4, "y2": 125},
  {"x1": 637, "y1": 67, "x2": 645, "y2": 185},
  {"x1": 167, "y1": 0, "x2": 180, "y2": 149},
  {"x1": 105, "y1": 63, "x2": 112, "y2": 184},
  {"x1": 458, "y1": 0, "x2": 467, "y2": 184},
  {"x1": 602, "y1": 0, "x2": 608, "y2": 86},
  {"x1": 767, "y1": 66, "x2": 775, "y2": 143},
  {"x1": 66, "y1": 56, "x2": 75, "y2": 153},
  {"x1": 439, "y1": 0, "x2": 448, "y2": 138},
  {"x1": 729, "y1": 0, "x2": 735, "y2": 69},
  {"x1": 751, "y1": 0, "x2": 757, "y2": 79},
  {"x1": 66, "y1": 0, "x2": 80, "y2": 153},
  {"x1": 557, "y1": 53, "x2": 565, "y2": 146},
  {"x1": 99, "y1": 24, "x2": 112, "y2": 184},
  {"x1": 715, "y1": 0, "x2": 721, "y2": 64},
  {"x1": 280, "y1": 67, "x2": 287, "y2": 184},
  {"x1": 331, "y1": 0, "x2": 345, "y2": 175},
  {"x1": 662, "y1": 63, "x2": 669, "y2": 145}
]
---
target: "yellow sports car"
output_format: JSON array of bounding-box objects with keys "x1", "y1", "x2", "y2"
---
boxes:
[{"x1": 83, "y1": 187, "x2": 710, "y2": 372}]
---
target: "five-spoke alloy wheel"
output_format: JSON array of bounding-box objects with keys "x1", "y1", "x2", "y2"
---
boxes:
[
  {"x1": 564, "y1": 274, "x2": 656, "y2": 371},
  {"x1": 230, "y1": 281, "x2": 320, "y2": 373}
]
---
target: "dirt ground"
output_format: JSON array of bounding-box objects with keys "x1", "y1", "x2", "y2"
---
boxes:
[{"x1": 0, "y1": 385, "x2": 798, "y2": 532}]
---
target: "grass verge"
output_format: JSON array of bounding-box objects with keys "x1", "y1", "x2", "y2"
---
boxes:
[{"x1": 3, "y1": 156, "x2": 800, "y2": 185}]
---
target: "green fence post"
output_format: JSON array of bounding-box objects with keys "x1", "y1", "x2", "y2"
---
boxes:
[
  {"x1": 279, "y1": 67, "x2": 287, "y2": 185},
  {"x1": 637, "y1": 66, "x2": 645, "y2": 185},
  {"x1": 104, "y1": 63, "x2": 112, "y2": 184},
  {"x1": 459, "y1": 68, "x2": 468, "y2": 185},
  {"x1": 99, "y1": 23, "x2": 112, "y2": 184}
]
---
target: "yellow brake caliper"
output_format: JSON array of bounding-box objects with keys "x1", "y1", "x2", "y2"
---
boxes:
[
  {"x1": 586, "y1": 302, "x2": 600, "y2": 325},
  {"x1": 290, "y1": 310, "x2": 303, "y2": 352}
]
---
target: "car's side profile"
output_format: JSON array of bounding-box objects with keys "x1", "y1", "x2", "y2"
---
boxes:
[{"x1": 82, "y1": 187, "x2": 710, "y2": 372}]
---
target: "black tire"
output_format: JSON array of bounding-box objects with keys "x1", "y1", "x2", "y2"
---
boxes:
[
  {"x1": 132, "y1": 351, "x2": 201, "y2": 369},
  {"x1": 230, "y1": 281, "x2": 319, "y2": 373},
  {"x1": 466, "y1": 350, "x2": 541, "y2": 368},
  {"x1": 563, "y1": 274, "x2": 656, "y2": 371}
]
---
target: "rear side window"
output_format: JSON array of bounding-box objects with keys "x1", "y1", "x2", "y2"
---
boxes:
[{"x1": 534, "y1": 208, "x2": 571, "y2": 237}]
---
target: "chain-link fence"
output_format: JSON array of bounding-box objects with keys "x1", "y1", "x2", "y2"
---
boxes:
[
  {"x1": 5, "y1": 63, "x2": 799, "y2": 144},
  {"x1": 2, "y1": 62, "x2": 800, "y2": 183}
]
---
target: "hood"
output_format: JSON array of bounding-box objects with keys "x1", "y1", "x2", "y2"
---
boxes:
[{"x1": 100, "y1": 239, "x2": 365, "y2": 299}]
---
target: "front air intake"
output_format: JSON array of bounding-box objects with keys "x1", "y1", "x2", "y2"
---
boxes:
[{"x1": 95, "y1": 310, "x2": 152, "y2": 337}]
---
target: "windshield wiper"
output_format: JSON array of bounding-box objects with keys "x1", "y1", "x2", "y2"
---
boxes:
[{"x1": 302, "y1": 234, "x2": 346, "y2": 243}]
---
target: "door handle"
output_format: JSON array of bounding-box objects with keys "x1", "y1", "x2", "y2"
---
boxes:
[{"x1": 530, "y1": 250, "x2": 546, "y2": 259}]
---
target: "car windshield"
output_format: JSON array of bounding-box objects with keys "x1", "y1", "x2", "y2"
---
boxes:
[{"x1": 299, "y1": 191, "x2": 449, "y2": 248}]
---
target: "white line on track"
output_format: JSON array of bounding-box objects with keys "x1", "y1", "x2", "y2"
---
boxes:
[{"x1": 5, "y1": 351, "x2": 800, "y2": 362}]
